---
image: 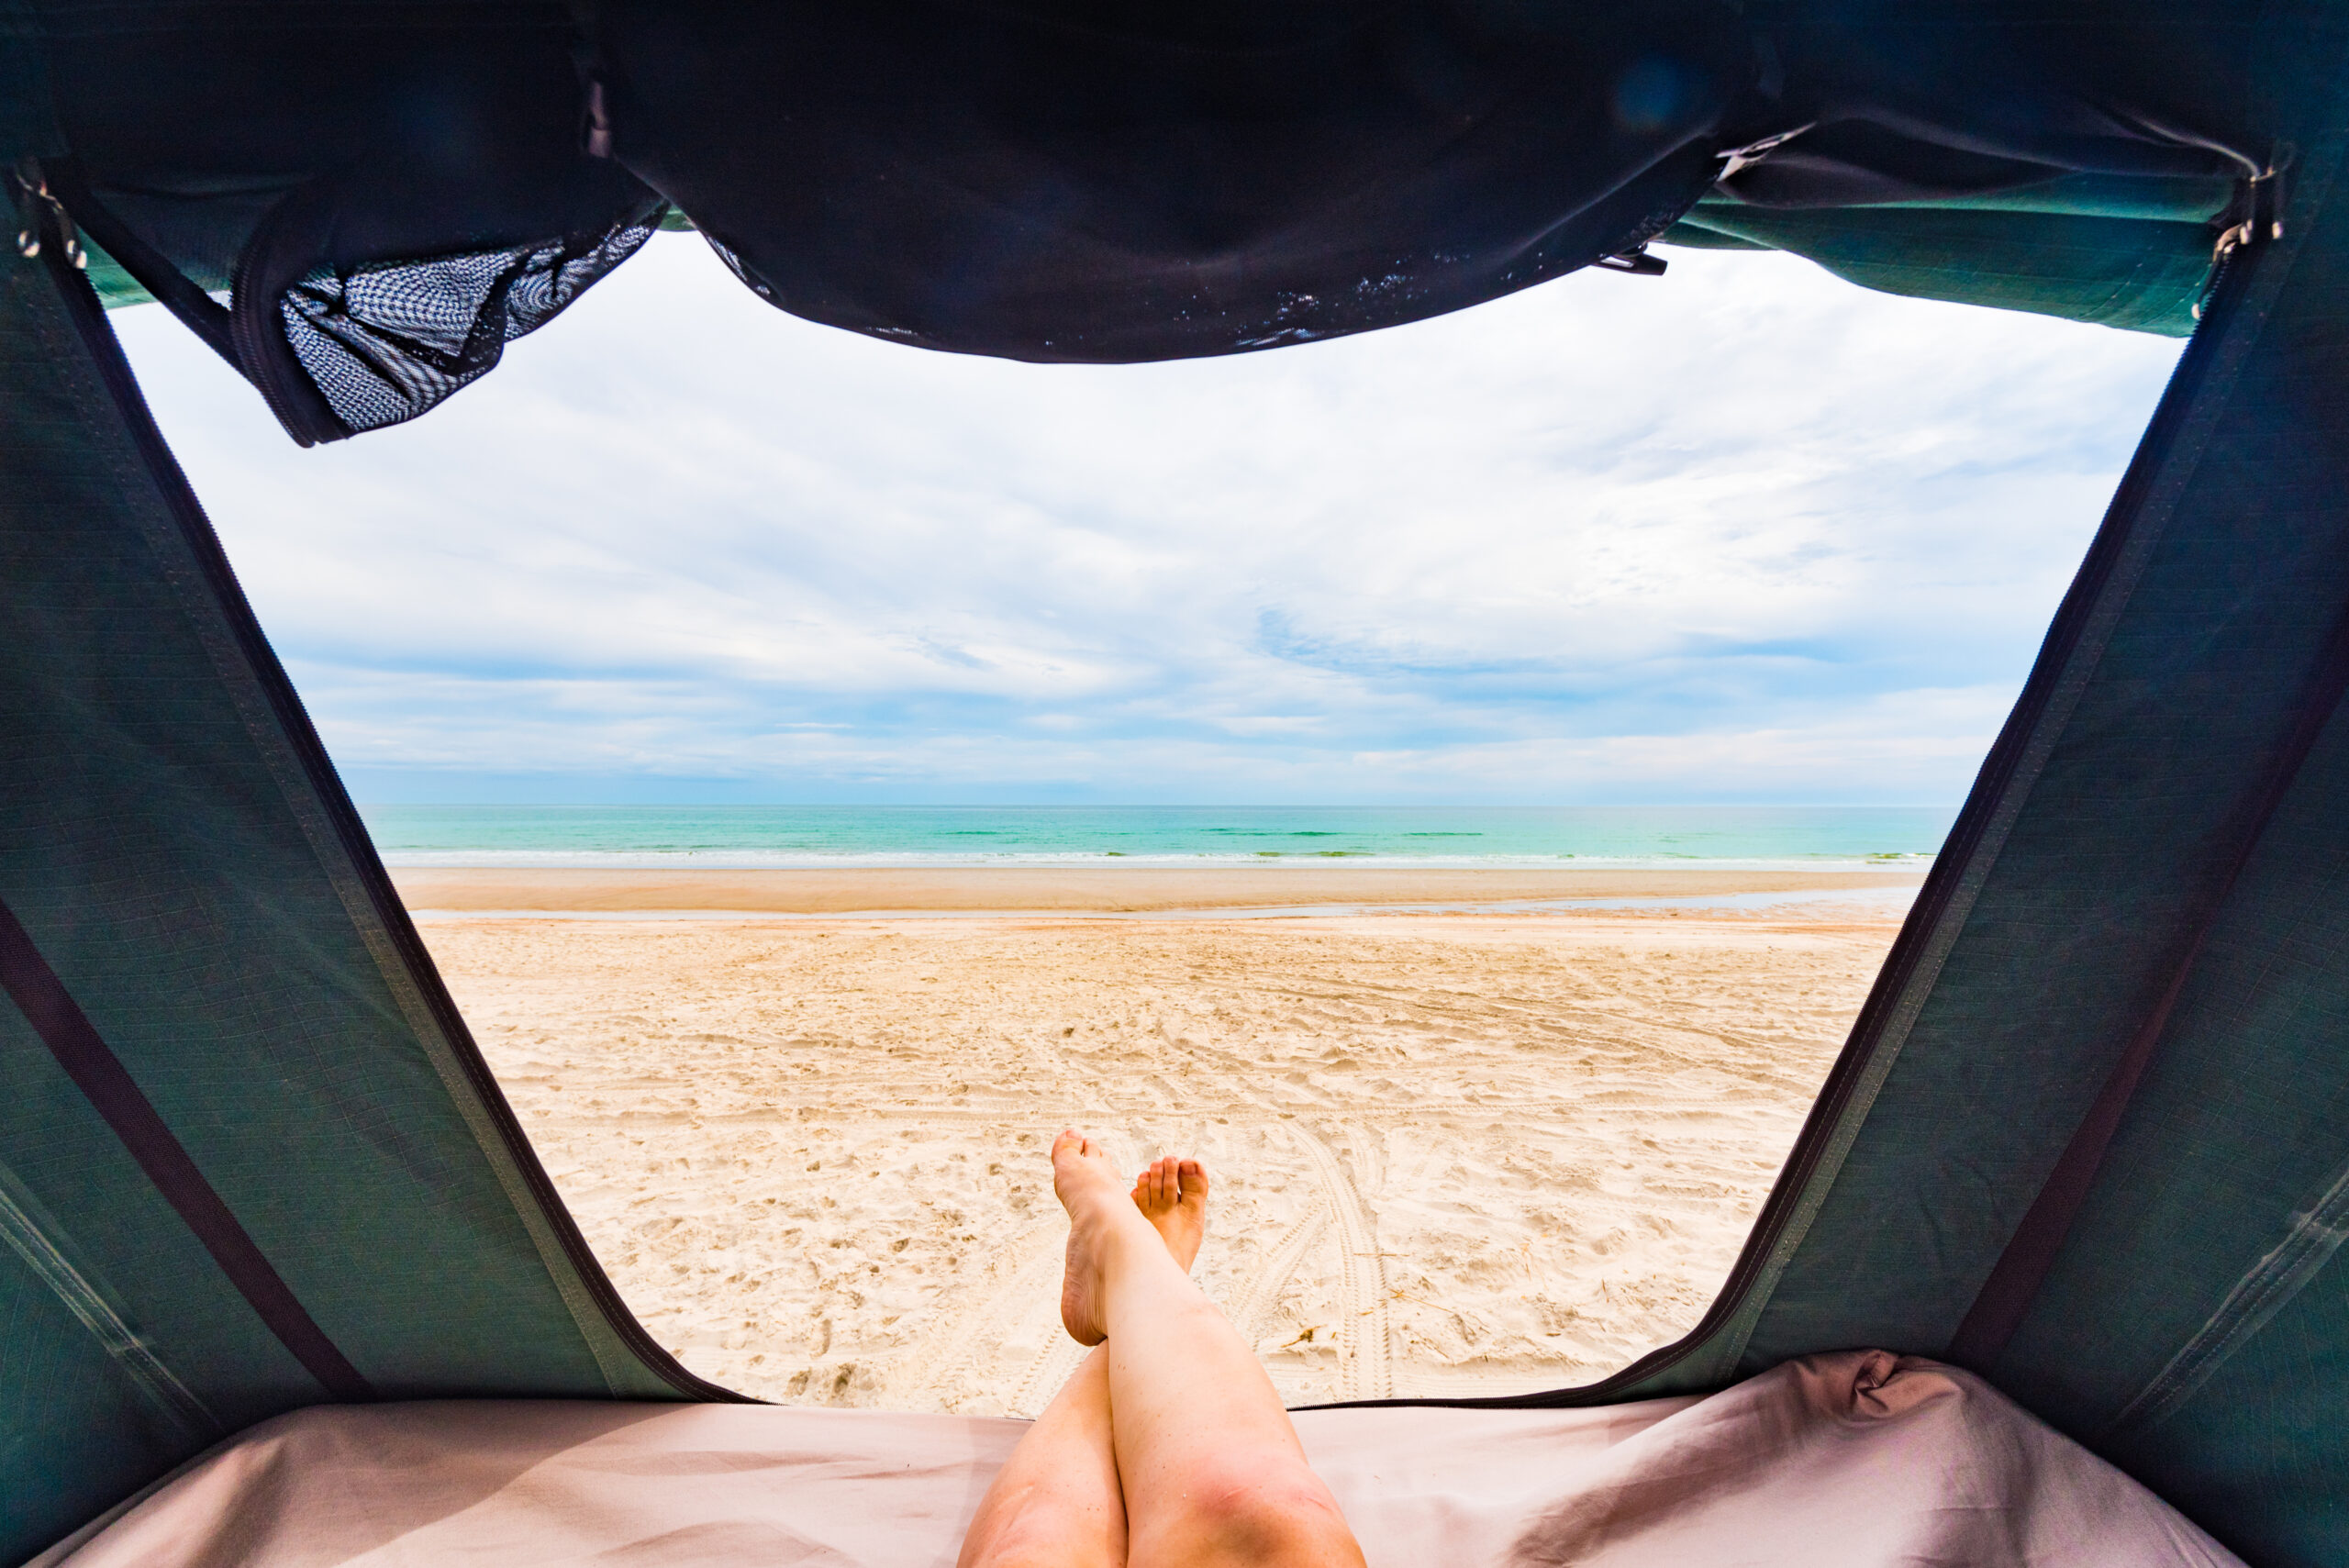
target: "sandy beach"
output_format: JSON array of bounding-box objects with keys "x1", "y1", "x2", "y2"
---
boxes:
[
  {"x1": 410, "y1": 870, "x2": 1909, "y2": 1413},
  {"x1": 395, "y1": 864, "x2": 1918, "y2": 915}
]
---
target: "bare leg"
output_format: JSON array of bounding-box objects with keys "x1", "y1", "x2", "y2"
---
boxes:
[
  {"x1": 959, "y1": 1155, "x2": 1209, "y2": 1568},
  {"x1": 1056, "y1": 1132, "x2": 1366, "y2": 1568},
  {"x1": 956, "y1": 1345, "x2": 1124, "y2": 1568}
]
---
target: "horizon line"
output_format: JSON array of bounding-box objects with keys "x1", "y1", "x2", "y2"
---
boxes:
[{"x1": 353, "y1": 801, "x2": 1964, "y2": 811}]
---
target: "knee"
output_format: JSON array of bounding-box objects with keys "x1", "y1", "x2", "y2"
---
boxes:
[
  {"x1": 964, "y1": 1540, "x2": 1087, "y2": 1568},
  {"x1": 1177, "y1": 1462, "x2": 1360, "y2": 1566},
  {"x1": 959, "y1": 1486, "x2": 1121, "y2": 1568},
  {"x1": 963, "y1": 1518, "x2": 1113, "y2": 1568}
]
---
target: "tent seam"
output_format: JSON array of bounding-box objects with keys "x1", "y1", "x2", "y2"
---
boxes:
[
  {"x1": 0, "y1": 1160, "x2": 220, "y2": 1441},
  {"x1": 0, "y1": 893, "x2": 373, "y2": 1402},
  {"x1": 2102, "y1": 1151, "x2": 2349, "y2": 1438}
]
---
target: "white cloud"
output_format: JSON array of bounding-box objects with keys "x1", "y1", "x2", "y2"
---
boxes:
[{"x1": 112, "y1": 232, "x2": 2179, "y2": 803}]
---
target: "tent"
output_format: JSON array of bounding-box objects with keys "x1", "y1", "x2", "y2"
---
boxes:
[{"x1": 4, "y1": 2, "x2": 2346, "y2": 1561}]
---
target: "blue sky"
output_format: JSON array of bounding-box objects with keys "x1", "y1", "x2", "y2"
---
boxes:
[{"x1": 114, "y1": 234, "x2": 2181, "y2": 806}]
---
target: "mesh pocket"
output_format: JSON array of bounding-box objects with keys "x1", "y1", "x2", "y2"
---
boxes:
[{"x1": 276, "y1": 215, "x2": 658, "y2": 436}]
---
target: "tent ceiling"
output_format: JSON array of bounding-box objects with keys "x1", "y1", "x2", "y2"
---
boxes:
[{"x1": 16, "y1": 1, "x2": 2280, "y2": 443}]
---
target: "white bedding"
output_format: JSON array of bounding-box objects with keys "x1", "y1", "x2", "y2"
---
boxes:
[{"x1": 35, "y1": 1351, "x2": 2241, "y2": 1567}]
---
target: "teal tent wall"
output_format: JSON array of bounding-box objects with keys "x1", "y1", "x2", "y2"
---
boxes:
[
  {"x1": 1658, "y1": 178, "x2": 2235, "y2": 335},
  {"x1": 0, "y1": 206, "x2": 734, "y2": 1564}
]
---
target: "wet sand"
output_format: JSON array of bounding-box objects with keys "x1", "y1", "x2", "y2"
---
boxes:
[
  {"x1": 417, "y1": 887, "x2": 1903, "y2": 1413},
  {"x1": 395, "y1": 865, "x2": 1920, "y2": 915}
]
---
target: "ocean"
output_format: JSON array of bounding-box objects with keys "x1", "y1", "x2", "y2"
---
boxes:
[{"x1": 360, "y1": 804, "x2": 1952, "y2": 871}]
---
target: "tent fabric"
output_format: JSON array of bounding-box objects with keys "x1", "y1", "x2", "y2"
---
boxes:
[
  {"x1": 19, "y1": 2, "x2": 2279, "y2": 444},
  {"x1": 26, "y1": 4, "x2": 666, "y2": 445},
  {"x1": 1658, "y1": 192, "x2": 2230, "y2": 336},
  {"x1": 0, "y1": 159, "x2": 730, "y2": 1567},
  {"x1": 31, "y1": 1352, "x2": 2242, "y2": 1568},
  {"x1": 574, "y1": 0, "x2": 1751, "y2": 365},
  {"x1": 1646, "y1": 5, "x2": 2285, "y2": 336}
]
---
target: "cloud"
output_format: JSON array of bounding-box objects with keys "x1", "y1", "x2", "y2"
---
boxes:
[{"x1": 111, "y1": 232, "x2": 2178, "y2": 804}]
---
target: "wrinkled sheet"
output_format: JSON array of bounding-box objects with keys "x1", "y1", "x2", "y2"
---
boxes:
[{"x1": 35, "y1": 1351, "x2": 2241, "y2": 1566}]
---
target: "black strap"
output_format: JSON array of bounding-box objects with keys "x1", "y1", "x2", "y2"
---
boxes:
[
  {"x1": 42, "y1": 158, "x2": 241, "y2": 370},
  {"x1": 0, "y1": 895, "x2": 374, "y2": 1402}
]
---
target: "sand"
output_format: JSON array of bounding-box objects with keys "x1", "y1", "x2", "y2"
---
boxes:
[
  {"x1": 392, "y1": 865, "x2": 1920, "y2": 915},
  {"x1": 416, "y1": 877, "x2": 1904, "y2": 1414}
]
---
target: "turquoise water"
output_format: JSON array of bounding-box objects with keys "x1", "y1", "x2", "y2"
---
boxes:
[{"x1": 360, "y1": 805, "x2": 1951, "y2": 871}]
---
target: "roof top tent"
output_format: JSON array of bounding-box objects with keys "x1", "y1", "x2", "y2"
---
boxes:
[{"x1": 3, "y1": 1, "x2": 2346, "y2": 1561}]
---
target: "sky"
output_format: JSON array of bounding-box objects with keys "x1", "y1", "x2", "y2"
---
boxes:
[{"x1": 113, "y1": 233, "x2": 2182, "y2": 806}]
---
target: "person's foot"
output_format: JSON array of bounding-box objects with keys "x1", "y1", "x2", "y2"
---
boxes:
[
  {"x1": 1052, "y1": 1129, "x2": 1135, "y2": 1347},
  {"x1": 1130, "y1": 1155, "x2": 1209, "y2": 1273}
]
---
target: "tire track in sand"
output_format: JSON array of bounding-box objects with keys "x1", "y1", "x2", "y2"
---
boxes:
[
  {"x1": 1285, "y1": 1124, "x2": 1391, "y2": 1399},
  {"x1": 1224, "y1": 1192, "x2": 1331, "y2": 1350},
  {"x1": 898, "y1": 1217, "x2": 1063, "y2": 1408},
  {"x1": 1008, "y1": 1331, "x2": 1088, "y2": 1418}
]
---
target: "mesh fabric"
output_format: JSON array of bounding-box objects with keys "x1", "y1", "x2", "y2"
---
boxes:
[{"x1": 276, "y1": 213, "x2": 659, "y2": 437}]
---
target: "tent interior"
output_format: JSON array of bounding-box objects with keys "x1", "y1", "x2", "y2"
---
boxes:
[{"x1": 6, "y1": 1, "x2": 2349, "y2": 1562}]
